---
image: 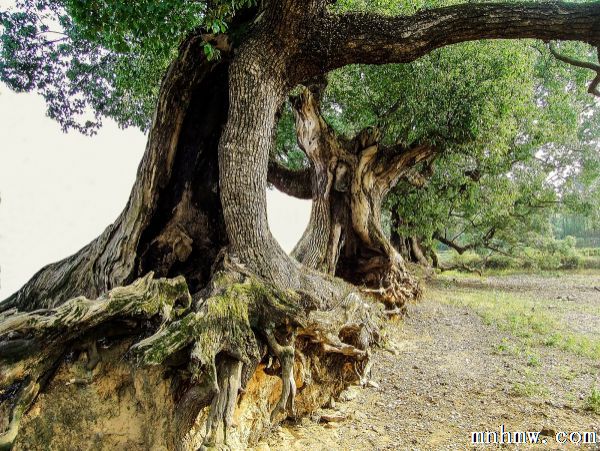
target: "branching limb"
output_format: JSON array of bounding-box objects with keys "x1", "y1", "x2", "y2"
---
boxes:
[
  {"x1": 548, "y1": 42, "x2": 600, "y2": 96},
  {"x1": 267, "y1": 159, "x2": 313, "y2": 199},
  {"x1": 313, "y1": 2, "x2": 600, "y2": 71},
  {"x1": 374, "y1": 144, "x2": 436, "y2": 194}
]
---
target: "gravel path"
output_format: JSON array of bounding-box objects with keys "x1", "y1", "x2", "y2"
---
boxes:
[{"x1": 264, "y1": 275, "x2": 600, "y2": 450}]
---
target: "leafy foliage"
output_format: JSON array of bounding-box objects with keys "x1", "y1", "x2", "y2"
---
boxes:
[
  {"x1": 387, "y1": 41, "x2": 600, "y2": 258},
  {"x1": 1, "y1": 0, "x2": 255, "y2": 133}
]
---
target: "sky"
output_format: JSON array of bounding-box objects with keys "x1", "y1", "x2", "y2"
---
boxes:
[{"x1": 0, "y1": 88, "x2": 311, "y2": 300}]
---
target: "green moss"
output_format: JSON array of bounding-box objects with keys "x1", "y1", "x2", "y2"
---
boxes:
[{"x1": 135, "y1": 274, "x2": 302, "y2": 388}]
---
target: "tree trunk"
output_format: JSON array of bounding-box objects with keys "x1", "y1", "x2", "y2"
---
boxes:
[
  {"x1": 389, "y1": 211, "x2": 431, "y2": 267},
  {"x1": 1, "y1": 17, "x2": 379, "y2": 449},
  {"x1": 216, "y1": 2, "x2": 361, "y2": 312},
  {"x1": 1, "y1": 36, "x2": 229, "y2": 313},
  {"x1": 290, "y1": 86, "x2": 431, "y2": 307}
]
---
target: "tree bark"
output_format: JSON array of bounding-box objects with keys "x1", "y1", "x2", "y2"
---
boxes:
[
  {"x1": 1, "y1": 36, "x2": 229, "y2": 313},
  {"x1": 216, "y1": 1, "x2": 363, "y2": 312},
  {"x1": 289, "y1": 86, "x2": 433, "y2": 307},
  {"x1": 312, "y1": 2, "x2": 600, "y2": 71}
]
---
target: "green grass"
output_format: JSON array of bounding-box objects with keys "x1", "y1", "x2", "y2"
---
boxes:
[
  {"x1": 511, "y1": 380, "x2": 548, "y2": 398},
  {"x1": 433, "y1": 288, "x2": 600, "y2": 361},
  {"x1": 585, "y1": 387, "x2": 600, "y2": 414},
  {"x1": 558, "y1": 366, "x2": 578, "y2": 381}
]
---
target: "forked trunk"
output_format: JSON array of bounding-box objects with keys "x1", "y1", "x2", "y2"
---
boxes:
[
  {"x1": 1, "y1": 17, "x2": 379, "y2": 449},
  {"x1": 290, "y1": 87, "x2": 431, "y2": 308}
]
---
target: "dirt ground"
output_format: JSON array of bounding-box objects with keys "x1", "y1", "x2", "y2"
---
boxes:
[{"x1": 263, "y1": 272, "x2": 600, "y2": 450}]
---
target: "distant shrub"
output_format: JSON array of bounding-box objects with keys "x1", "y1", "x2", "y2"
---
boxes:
[
  {"x1": 440, "y1": 237, "x2": 599, "y2": 272},
  {"x1": 485, "y1": 254, "x2": 517, "y2": 270},
  {"x1": 579, "y1": 256, "x2": 600, "y2": 270},
  {"x1": 559, "y1": 254, "x2": 581, "y2": 269},
  {"x1": 579, "y1": 248, "x2": 600, "y2": 257},
  {"x1": 451, "y1": 251, "x2": 482, "y2": 268}
]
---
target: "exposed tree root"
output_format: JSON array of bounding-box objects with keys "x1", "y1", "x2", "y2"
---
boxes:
[
  {"x1": 0, "y1": 266, "x2": 381, "y2": 449},
  {"x1": 202, "y1": 357, "x2": 243, "y2": 448},
  {"x1": 356, "y1": 261, "x2": 422, "y2": 313},
  {"x1": 265, "y1": 329, "x2": 296, "y2": 422},
  {"x1": 0, "y1": 273, "x2": 191, "y2": 450}
]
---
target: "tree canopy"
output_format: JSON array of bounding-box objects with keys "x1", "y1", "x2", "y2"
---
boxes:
[
  {"x1": 387, "y1": 43, "x2": 599, "y2": 257},
  {"x1": 0, "y1": 0, "x2": 255, "y2": 132},
  {"x1": 3, "y1": 0, "x2": 600, "y2": 134},
  {"x1": 5, "y1": 0, "x2": 598, "y2": 261}
]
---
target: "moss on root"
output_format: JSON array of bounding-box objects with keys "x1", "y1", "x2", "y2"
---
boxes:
[{"x1": 1, "y1": 270, "x2": 380, "y2": 449}]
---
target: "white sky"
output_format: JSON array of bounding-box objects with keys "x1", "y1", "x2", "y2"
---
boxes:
[{"x1": 0, "y1": 88, "x2": 311, "y2": 300}]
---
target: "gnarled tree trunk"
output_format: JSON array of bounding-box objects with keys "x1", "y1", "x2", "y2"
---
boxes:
[
  {"x1": 289, "y1": 86, "x2": 433, "y2": 308},
  {"x1": 1, "y1": 36, "x2": 229, "y2": 313},
  {"x1": 1, "y1": 13, "x2": 380, "y2": 449}
]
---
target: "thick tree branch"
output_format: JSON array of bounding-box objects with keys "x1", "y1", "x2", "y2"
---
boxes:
[
  {"x1": 434, "y1": 233, "x2": 478, "y2": 255},
  {"x1": 314, "y1": 2, "x2": 600, "y2": 71},
  {"x1": 374, "y1": 144, "x2": 436, "y2": 193},
  {"x1": 267, "y1": 159, "x2": 313, "y2": 199},
  {"x1": 434, "y1": 226, "x2": 496, "y2": 255}
]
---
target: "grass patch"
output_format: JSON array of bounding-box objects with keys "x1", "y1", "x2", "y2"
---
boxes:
[
  {"x1": 433, "y1": 288, "x2": 600, "y2": 361},
  {"x1": 436, "y1": 267, "x2": 600, "y2": 280},
  {"x1": 510, "y1": 368, "x2": 549, "y2": 398},
  {"x1": 558, "y1": 366, "x2": 578, "y2": 381},
  {"x1": 585, "y1": 387, "x2": 600, "y2": 414},
  {"x1": 493, "y1": 339, "x2": 541, "y2": 367},
  {"x1": 511, "y1": 380, "x2": 548, "y2": 398}
]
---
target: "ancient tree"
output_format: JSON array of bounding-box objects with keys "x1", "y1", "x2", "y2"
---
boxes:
[
  {"x1": 1, "y1": 0, "x2": 599, "y2": 448},
  {"x1": 278, "y1": 84, "x2": 433, "y2": 307}
]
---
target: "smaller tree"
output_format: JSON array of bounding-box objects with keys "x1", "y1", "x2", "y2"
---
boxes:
[{"x1": 387, "y1": 42, "x2": 600, "y2": 268}]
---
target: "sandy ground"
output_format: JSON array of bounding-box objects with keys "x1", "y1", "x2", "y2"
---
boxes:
[{"x1": 264, "y1": 273, "x2": 600, "y2": 450}]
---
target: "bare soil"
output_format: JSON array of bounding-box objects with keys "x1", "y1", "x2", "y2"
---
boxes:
[{"x1": 263, "y1": 272, "x2": 600, "y2": 450}]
